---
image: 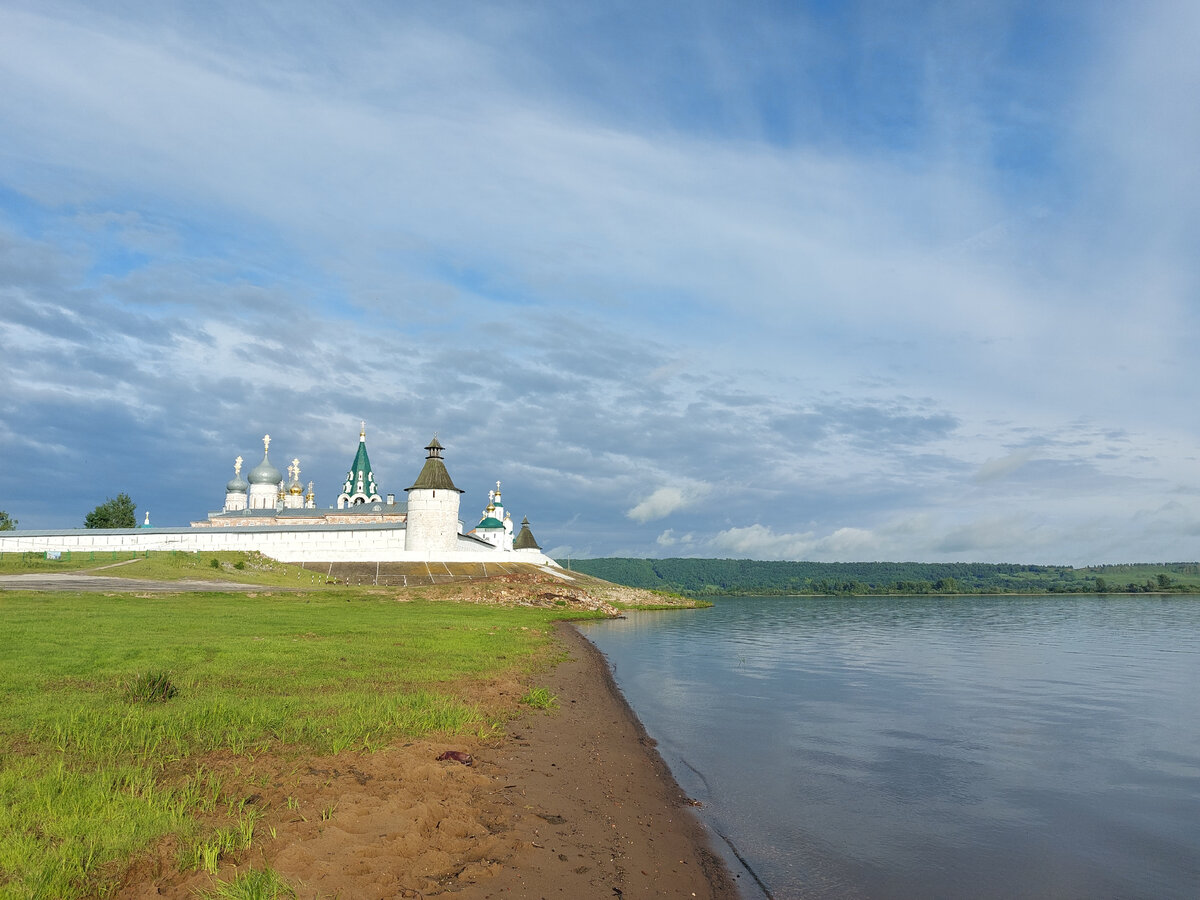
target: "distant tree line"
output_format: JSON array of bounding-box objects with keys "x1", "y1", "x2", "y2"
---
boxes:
[{"x1": 560, "y1": 558, "x2": 1200, "y2": 596}]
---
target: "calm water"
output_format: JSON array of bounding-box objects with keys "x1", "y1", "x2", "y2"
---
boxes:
[{"x1": 580, "y1": 596, "x2": 1200, "y2": 900}]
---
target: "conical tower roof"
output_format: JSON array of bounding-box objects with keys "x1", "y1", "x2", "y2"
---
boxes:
[
  {"x1": 406, "y1": 436, "x2": 463, "y2": 493},
  {"x1": 513, "y1": 516, "x2": 541, "y2": 550},
  {"x1": 340, "y1": 424, "x2": 380, "y2": 501}
]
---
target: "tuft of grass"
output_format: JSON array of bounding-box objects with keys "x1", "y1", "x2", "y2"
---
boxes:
[
  {"x1": 196, "y1": 866, "x2": 297, "y2": 900},
  {"x1": 210, "y1": 558, "x2": 221, "y2": 569},
  {"x1": 125, "y1": 670, "x2": 179, "y2": 703},
  {"x1": 520, "y1": 687, "x2": 558, "y2": 710}
]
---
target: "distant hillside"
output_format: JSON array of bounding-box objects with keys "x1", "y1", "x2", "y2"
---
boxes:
[{"x1": 558, "y1": 558, "x2": 1200, "y2": 596}]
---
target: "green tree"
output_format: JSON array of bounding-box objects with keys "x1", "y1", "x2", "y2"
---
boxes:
[
  {"x1": 0, "y1": 510, "x2": 16, "y2": 531},
  {"x1": 85, "y1": 494, "x2": 136, "y2": 529}
]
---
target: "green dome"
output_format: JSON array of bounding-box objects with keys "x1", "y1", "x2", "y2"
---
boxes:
[
  {"x1": 225, "y1": 475, "x2": 249, "y2": 493},
  {"x1": 476, "y1": 516, "x2": 504, "y2": 530}
]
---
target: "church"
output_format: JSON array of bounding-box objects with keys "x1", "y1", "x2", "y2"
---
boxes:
[{"x1": 0, "y1": 429, "x2": 552, "y2": 565}]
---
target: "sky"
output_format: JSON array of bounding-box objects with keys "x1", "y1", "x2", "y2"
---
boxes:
[{"x1": 1, "y1": 0, "x2": 1198, "y2": 565}]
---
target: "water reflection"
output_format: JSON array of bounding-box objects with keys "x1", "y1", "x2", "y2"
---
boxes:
[{"x1": 582, "y1": 596, "x2": 1200, "y2": 899}]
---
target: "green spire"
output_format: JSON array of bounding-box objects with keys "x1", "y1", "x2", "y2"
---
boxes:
[{"x1": 339, "y1": 423, "x2": 381, "y2": 504}]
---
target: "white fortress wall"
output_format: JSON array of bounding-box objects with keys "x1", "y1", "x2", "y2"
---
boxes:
[{"x1": 0, "y1": 525, "x2": 557, "y2": 566}]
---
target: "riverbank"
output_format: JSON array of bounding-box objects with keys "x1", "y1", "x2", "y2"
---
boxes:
[
  {"x1": 114, "y1": 622, "x2": 737, "y2": 899},
  {"x1": 0, "y1": 576, "x2": 735, "y2": 897},
  {"x1": 451, "y1": 623, "x2": 739, "y2": 899}
]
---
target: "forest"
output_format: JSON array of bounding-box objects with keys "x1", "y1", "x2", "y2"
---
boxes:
[{"x1": 560, "y1": 558, "x2": 1200, "y2": 596}]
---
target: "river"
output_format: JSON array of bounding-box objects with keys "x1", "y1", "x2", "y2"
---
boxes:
[{"x1": 580, "y1": 595, "x2": 1200, "y2": 899}]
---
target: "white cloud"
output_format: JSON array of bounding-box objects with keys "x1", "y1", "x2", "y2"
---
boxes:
[
  {"x1": 627, "y1": 485, "x2": 707, "y2": 523},
  {"x1": 656, "y1": 529, "x2": 695, "y2": 547},
  {"x1": 1, "y1": 4, "x2": 1198, "y2": 561}
]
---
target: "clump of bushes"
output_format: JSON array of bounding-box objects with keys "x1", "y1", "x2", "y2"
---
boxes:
[{"x1": 125, "y1": 670, "x2": 179, "y2": 703}]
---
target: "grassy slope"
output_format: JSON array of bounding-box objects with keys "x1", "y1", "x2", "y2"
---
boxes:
[
  {"x1": 1, "y1": 551, "x2": 329, "y2": 588},
  {"x1": 0, "y1": 588, "x2": 605, "y2": 899}
]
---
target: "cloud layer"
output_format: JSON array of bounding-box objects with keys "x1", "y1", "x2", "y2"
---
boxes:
[{"x1": 1, "y1": 1, "x2": 1198, "y2": 564}]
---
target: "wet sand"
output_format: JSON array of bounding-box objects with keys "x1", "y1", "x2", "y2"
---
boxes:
[
  {"x1": 451, "y1": 623, "x2": 739, "y2": 899},
  {"x1": 119, "y1": 622, "x2": 739, "y2": 899}
]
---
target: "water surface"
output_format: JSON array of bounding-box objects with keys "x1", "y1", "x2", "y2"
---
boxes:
[{"x1": 581, "y1": 595, "x2": 1200, "y2": 899}]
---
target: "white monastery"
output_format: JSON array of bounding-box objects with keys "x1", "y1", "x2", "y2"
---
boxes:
[{"x1": 0, "y1": 429, "x2": 552, "y2": 565}]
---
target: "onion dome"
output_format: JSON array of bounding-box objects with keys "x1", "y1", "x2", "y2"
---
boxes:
[
  {"x1": 247, "y1": 435, "x2": 282, "y2": 484},
  {"x1": 476, "y1": 516, "x2": 505, "y2": 530},
  {"x1": 248, "y1": 455, "x2": 282, "y2": 484},
  {"x1": 226, "y1": 456, "x2": 249, "y2": 493},
  {"x1": 288, "y1": 458, "x2": 304, "y2": 494}
]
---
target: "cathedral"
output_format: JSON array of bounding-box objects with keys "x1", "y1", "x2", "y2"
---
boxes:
[
  {"x1": 0, "y1": 428, "x2": 550, "y2": 565},
  {"x1": 194, "y1": 427, "x2": 542, "y2": 554}
]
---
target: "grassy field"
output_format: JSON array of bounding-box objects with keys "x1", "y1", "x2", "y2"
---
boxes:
[
  {"x1": 0, "y1": 550, "x2": 332, "y2": 588},
  {"x1": 0, "y1": 588, "x2": 604, "y2": 898}
]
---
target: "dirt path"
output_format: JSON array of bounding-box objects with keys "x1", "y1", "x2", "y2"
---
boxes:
[{"x1": 0, "y1": 573, "x2": 270, "y2": 592}]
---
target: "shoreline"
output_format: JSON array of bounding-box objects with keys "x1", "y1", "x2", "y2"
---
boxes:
[
  {"x1": 116, "y1": 615, "x2": 742, "y2": 899},
  {"x1": 451, "y1": 621, "x2": 742, "y2": 898}
]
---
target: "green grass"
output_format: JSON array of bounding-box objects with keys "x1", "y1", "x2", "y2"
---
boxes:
[
  {"x1": 196, "y1": 866, "x2": 297, "y2": 899},
  {"x1": 519, "y1": 687, "x2": 558, "y2": 710},
  {"x1": 0, "y1": 550, "x2": 332, "y2": 588},
  {"x1": 0, "y1": 589, "x2": 603, "y2": 898}
]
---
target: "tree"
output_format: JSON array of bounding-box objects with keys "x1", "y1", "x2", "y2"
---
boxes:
[
  {"x1": 85, "y1": 494, "x2": 136, "y2": 529},
  {"x1": 0, "y1": 510, "x2": 16, "y2": 531}
]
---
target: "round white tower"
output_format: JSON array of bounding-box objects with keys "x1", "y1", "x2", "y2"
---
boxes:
[{"x1": 404, "y1": 436, "x2": 463, "y2": 554}]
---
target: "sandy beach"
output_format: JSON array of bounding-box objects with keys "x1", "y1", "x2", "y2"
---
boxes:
[{"x1": 118, "y1": 620, "x2": 739, "y2": 899}]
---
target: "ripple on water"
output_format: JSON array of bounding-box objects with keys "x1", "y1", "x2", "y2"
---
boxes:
[{"x1": 583, "y1": 595, "x2": 1200, "y2": 900}]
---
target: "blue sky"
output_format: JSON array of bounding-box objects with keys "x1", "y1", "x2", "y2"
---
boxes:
[{"x1": 1, "y1": 0, "x2": 1198, "y2": 564}]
